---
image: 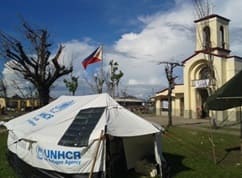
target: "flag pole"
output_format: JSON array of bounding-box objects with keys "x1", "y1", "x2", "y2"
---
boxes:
[
  {"x1": 101, "y1": 45, "x2": 104, "y2": 69},
  {"x1": 100, "y1": 45, "x2": 105, "y2": 94}
]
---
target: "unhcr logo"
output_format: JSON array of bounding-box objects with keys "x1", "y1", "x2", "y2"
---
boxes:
[
  {"x1": 27, "y1": 100, "x2": 74, "y2": 126},
  {"x1": 36, "y1": 146, "x2": 81, "y2": 166}
]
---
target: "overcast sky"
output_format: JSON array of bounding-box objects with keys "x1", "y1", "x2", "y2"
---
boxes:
[{"x1": 1, "y1": 0, "x2": 242, "y2": 99}]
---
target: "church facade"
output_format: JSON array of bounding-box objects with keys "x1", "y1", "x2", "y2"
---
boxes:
[{"x1": 155, "y1": 14, "x2": 242, "y2": 121}]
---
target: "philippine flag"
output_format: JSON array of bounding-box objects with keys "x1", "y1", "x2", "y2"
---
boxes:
[{"x1": 82, "y1": 46, "x2": 103, "y2": 69}]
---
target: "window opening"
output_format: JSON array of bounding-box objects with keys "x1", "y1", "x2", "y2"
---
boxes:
[
  {"x1": 203, "y1": 26, "x2": 211, "y2": 49},
  {"x1": 199, "y1": 66, "x2": 210, "y2": 79},
  {"x1": 220, "y1": 26, "x2": 225, "y2": 48},
  {"x1": 58, "y1": 107, "x2": 105, "y2": 147}
]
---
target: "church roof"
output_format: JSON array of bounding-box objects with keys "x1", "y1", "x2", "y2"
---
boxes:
[
  {"x1": 182, "y1": 50, "x2": 242, "y2": 64},
  {"x1": 194, "y1": 14, "x2": 230, "y2": 23}
]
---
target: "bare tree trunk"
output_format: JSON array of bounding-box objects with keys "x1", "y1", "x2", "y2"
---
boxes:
[
  {"x1": 167, "y1": 86, "x2": 173, "y2": 127},
  {"x1": 38, "y1": 87, "x2": 50, "y2": 106},
  {"x1": 159, "y1": 62, "x2": 182, "y2": 127}
]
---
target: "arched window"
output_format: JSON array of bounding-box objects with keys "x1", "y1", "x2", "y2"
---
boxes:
[
  {"x1": 220, "y1": 26, "x2": 225, "y2": 48},
  {"x1": 203, "y1": 26, "x2": 211, "y2": 49},
  {"x1": 199, "y1": 66, "x2": 210, "y2": 79}
]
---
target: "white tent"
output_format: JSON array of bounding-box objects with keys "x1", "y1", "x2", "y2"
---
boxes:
[{"x1": 4, "y1": 93, "x2": 165, "y2": 177}]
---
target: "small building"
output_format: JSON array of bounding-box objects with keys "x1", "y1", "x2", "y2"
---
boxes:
[
  {"x1": 115, "y1": 96, "x2": 146, "y2": 113},
  {"x1": 0, "y1": 95, "x2": 40, "y2": 112},
  {"x1": 155, "y1": 84, "x2": 184, "y2": 117},
  {"x1": 155, "y1": 14, "x2": 242, "y2": 121}
]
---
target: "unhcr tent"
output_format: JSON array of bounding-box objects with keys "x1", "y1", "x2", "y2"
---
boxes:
[{"x1": 3, "y1": 93, "x2": 165, "y2": 178}]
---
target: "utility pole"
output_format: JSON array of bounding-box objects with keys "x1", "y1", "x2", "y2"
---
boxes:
[{"x1": 159, "y1": 61, "x2": 183, "y2": 127}]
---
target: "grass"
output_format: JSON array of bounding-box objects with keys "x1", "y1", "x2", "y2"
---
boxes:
[
  {"x1": 163, "y1": 127, "x2": 241, "y2": 178},
  {"x1": 0, "y1": 131, "x2": 16, "y2": 178},
  {"x1": 0, "y1": 125, "x2": 241, "y2": 178}
]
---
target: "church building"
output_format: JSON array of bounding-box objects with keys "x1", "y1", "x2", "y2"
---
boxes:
[{"x1": 155, "y1": 14, "x2": 242, "y2": 121}]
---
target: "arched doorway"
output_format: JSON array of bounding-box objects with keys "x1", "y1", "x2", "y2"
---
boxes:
[
  {"x1": 197, "y1": 88, "x2": 209, "y2": 118},
  {"x1": 196, "y1": 65, "x2": 210, "y2": 118}
]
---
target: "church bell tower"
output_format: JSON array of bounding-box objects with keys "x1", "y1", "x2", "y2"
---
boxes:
[{"x1": 194, "y1": 14, "x2": 230, "y2": 56}]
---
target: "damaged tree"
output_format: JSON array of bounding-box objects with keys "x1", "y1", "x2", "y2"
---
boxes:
[
  {"x1": 159, "y1": 61, "x2": 183, "y2": 127},
  {"x1": 0, "y1": 22, "x2": 73, "y2": 106},
  {"x1": 64, "y1": 75, "x2": 79, "y2": 96},
  {"x1": 107, "y1": 60, "x2": 124, "y2": 97}
]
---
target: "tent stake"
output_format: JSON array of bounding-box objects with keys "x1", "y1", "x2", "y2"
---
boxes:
[{"x1": 89, "y1": 130, "x2": 104, "y2": 178}]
